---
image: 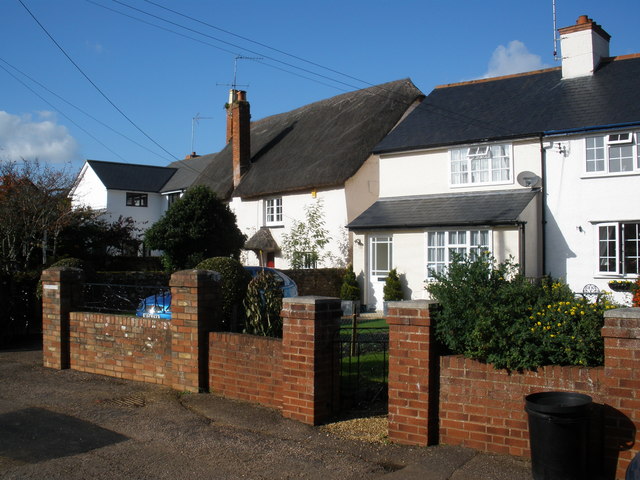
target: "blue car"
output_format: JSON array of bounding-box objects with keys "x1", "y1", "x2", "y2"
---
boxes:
[{"x1": 136, "y1": 267, "x2": 298, "y2": 319}]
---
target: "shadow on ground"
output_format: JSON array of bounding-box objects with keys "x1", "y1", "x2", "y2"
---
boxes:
[{"x1": 0, "y1": 407, "x2": 128, "y2": 464}]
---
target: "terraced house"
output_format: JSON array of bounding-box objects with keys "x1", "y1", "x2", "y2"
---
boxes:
[
  {"x1": 71, "y1": 80, "x2": 425, "y2": 266},
  {"x1": 349, "y1": 16, "x2": 640, "y2": 311}
]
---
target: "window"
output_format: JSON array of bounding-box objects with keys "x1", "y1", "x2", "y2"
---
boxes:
[
  {"x1": 265, "y1": 197, "x2": 282, "y2": 225},
  {"x1": 370, "y1": 236, "x2": 392, "y2": 277},
  {"x1": 450, "y1": 144, "x2": 511, "y2": 185},
  {"x1": 597, "y1": 222, "x2": 640, "y2": 276},
  {"x1": 426, "y1": 229, "x2": 490, "y2": 278},
  {"x1": 126, "y1": 192, "x2": 148, "y2": 207},
  {"x1": 166, "y1": 192, "x2": 181, "y2": 208},
  {"x1": 585, "y1": 133, "x2": 638, "y2": 174}
]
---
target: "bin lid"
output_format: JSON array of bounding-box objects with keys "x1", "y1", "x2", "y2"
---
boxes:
[{"x1": 525, "y1": 391, "x2": 592, "y2": 415}]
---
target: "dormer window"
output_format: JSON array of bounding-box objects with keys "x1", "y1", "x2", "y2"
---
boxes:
[
  {"x1": 450, "y1": 143, "x2": 512, "y2": 186},
  {"x1": 586, "y1": 133, "x2": 637, "y2": 174}
]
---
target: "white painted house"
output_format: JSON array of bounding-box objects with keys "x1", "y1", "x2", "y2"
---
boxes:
[
  {"x1": 192, "y1": 81, "x2": 424, "y2": 269},
  {"x1": 71, "y1": 81, "x2": 425, "y2": 268},
  {"x1": 349, "y1": 16, "x2": 640, "y2": 311},
  {"x1": 70, "y1": 160, "x2": 177, "y2": 234}
]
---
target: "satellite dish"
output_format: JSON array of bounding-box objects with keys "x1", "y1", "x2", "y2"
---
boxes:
[{"x1": 516, "y1": 171, "x2": 541, "y2": 188}]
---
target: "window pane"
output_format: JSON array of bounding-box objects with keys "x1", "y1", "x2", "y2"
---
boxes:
[
  {"x1": 623, "y1": 223, "x2": 640, "y2": 275},
  {"x1": 609, "y1": 145, "x2": 634, "y2": 172},
  {"x1": 586, "y1": 137, "x2": 605, "y2": 172},
  {"x1": 598, "y1": 225, "x2": 617, "y2": 273}
]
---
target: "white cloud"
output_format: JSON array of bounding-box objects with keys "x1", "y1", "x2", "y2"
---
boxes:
[
  {"x1": 0, "y1": 111, "x2": 79, "y2": 163},
  {"x1": 483, "y1": 40, "x2": 549, "y2": 79}
]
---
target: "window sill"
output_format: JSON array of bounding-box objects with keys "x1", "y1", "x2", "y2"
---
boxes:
[
  {"x1": 581, "y1": 171, "x2": 640, "y2": 180},
  {"x1": 264, "y1": 224, "x2": 284, "y2": 229}
]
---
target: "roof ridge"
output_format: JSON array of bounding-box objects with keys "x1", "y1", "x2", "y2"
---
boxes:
[
  {"x1": 435, "y1": 67, "x2": 561, "y2": 90},
  {"x1": 87, "y1": 159, "x2": 175, "y2": 170},
  {"x1": 251, "y1": 78, "x2": 418, "y2": 126}
]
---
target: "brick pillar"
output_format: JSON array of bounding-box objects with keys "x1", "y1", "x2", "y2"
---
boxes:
[
  {"x1": 169, "y1": 270, "x2": 220, "y2": 393},
  {"x1": 281, "y1": 296, "x2": 341, "y2": 425},
  {"x1": 41, "y1": 267, "x2": 83, "y2": 369},
  {"x1": 386, "y1": 300, "x2": 437, "y2": 446},
  {"x1": 601, "y1": 307, "x2": 640, "y2": 479}
]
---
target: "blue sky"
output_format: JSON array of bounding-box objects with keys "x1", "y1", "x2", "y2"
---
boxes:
[{"x1": 1, "y1": 0, "x2": 639, "y2": 171}]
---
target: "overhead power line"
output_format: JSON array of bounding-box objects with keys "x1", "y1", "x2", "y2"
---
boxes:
[{"x1": 17, "y1": 0, "x2": 178, "y2": 161}]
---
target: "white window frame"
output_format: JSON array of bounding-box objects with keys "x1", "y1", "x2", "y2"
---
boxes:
[
  {"x1": 370, "y1": 235, "x2": 393, "y2": 277},
  {"x1": 449, "y1": 143, "x2": 513, "y2": 187},
  {"x1": 264, "y1": 197, "x2": 283, "y2": 226},
  {"x1": 596, "y1": 221, "x2": 640, "y2": 277},
  {"x1": 584, "y1": 132, "x2": 639, "y2": 175},
  {"x1": 425, "y1": 229, "x2": 492, "y2": 279}
]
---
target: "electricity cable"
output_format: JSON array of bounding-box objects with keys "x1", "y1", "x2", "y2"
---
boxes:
[{"x1": 16, "y1": 0, "x2": 178, "y2": 161}]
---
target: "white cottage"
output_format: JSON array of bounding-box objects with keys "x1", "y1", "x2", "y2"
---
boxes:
[{"x1": 349, "y1": 16, "x2": 640, "y2": 311}]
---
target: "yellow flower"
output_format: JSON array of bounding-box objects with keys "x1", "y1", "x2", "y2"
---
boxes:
[
  {"x1": 537, "y1": 321, "x2": 542, "y2": 326},
  {"x1": 557, "y1": 323, "x2": 562, "y2": 327}
]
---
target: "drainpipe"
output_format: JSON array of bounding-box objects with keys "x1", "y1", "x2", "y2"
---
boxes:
[{"x1": 539, "y1": 135, "x2": 547, "y2": 277}]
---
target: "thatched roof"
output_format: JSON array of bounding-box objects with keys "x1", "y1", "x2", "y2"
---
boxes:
[
  {"x1": 244, "y1": 227, "x2": 279, "y2": 252},
  {"x1": 193, "y1": 79, "x2": 424, "y2": 199}
]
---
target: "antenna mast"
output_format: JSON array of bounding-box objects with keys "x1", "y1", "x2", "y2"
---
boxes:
[
  {"x1": 191, "y1": 113, "x2": 212, "y2": 153},
  {"x1": 552, "y1": 0, "x2": 559, "y2": 60}
]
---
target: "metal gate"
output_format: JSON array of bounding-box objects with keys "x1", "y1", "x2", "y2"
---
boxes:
[{"x1": 333, "y1": 317, "x2": 389, "y2": 413}]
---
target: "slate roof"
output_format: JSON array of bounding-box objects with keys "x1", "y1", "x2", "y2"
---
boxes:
[
  {"x1": 163, "y1": 154, "x2": 215, "y2": 193},
  {"x1": 347, "y1": 189, "x2": 539, "y2": 230},
  {"x1": 374, "y1": 55, "x2": 640, "y2": 154},
  {"x1": 194, "y1": 79, "x2": 424, "y2": 199},
  {"x1": 87, "y1": 160, "x2": 176, "y2": 192}
]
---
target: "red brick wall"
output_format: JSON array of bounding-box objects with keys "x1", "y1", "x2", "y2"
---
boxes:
[
  {"x1": 209, "y1": 332, "x2": 283, "y2": 410},
  {"x1": 69, "y1": 312, "x2": 172, "y2": 385},
  {"x1": 439, "y1": 355, "x2": 604, "y2": 457}
]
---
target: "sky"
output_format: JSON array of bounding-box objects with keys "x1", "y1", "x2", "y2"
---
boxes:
[{"x1": 1, "y1": 0, "x2": 640, "y2": 173}]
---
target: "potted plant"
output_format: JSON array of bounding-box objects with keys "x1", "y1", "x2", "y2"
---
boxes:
[
  {"x1": 340, "y1": 264, "x2": 361, "y2": 317},
  {"x1": 608, "y1": 280, "x2": 635, "y2": 292},
  {"x1": 383, "y1": 268, "x2": 403, "y2": 315}
]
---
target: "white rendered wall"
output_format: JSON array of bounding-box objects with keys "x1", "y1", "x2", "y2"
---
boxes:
[
  {"x1": 378, "y1": 140, "x2": 542, "y2": 198},
  {"x1": 230, "y1": 187, "x2": 349, "y2": 269},
  {"x1": 70, "y1": 163, "x2": 107, "y2": 210},
  {"x1": 544, "y1": 134, "x2": 640, "y2": 302}
]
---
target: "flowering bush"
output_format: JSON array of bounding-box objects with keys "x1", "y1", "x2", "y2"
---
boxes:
[
  {"x1": 427, "y1": 253, "x2": 614, "y2": 370},
  {"x1": 633, "y1": 278, "x2": 640, "y2": 307},
  {"x1": 526, "y1": 297, "x2": 616, "y2": 366}
]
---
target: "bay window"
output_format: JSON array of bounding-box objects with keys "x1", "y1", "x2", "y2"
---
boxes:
[{"x1": 426, "y1": 229, "x2": 490, "y2": 278}]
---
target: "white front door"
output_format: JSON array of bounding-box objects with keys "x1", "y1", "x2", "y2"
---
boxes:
[{"x1": 368, "y1": 235, "x2": 392, "y2": 312}]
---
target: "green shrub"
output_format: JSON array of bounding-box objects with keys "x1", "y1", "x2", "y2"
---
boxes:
[
  {"x1": 243, "y1": 270, "x2": 283, "y2": 337},
  {"x1": 383, "y1": 268, "x2": 403, "y2": 301},
  {"x1": 340, "y1": 264, "x2": 361, "y2": 301},
  {"x1": 196, "y1": 257, "x2": 251, "y2": 330},
  {"x1": 426, "y1": 252, "x2": 613, "y2": 370}
]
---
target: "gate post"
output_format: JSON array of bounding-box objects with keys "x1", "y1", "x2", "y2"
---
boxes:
[
  {"x1": 280, "y1": 296, "x2": 341, "y2": 425},
  {"x1": 169, "y1": 269, "x2": 221, "y2": 393},
  {"x1": 386, "y1": 300, "x2": 437, "y2": 446},
  {"x1": 41, "y1": 267, "x2": 83, "y2": 370}
]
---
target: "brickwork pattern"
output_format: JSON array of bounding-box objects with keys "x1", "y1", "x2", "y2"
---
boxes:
[
  {"x1": 69, "y1": 312, "x2": 172, "y2": 384},
  {"x1": 439, "y1": 356, "x2": 604, "y2": 457},
  {"x1": 386, "y1": 300, "x2": 434, "y2": 446},
  {"x1": 280, "y1": 297, "x2": 341, "y2": 425},
  {"x1": 209, "y1": 332, "x2": 283, "y2": 409},
  {"x1": 41, "y1": 267, "x2": 82, "y2": 369}
]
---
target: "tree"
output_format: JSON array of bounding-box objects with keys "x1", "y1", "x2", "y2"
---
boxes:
[
  {"x1": 281, "y1": 199, "x2": 332, "y2": 269},
  {"x1": 0, "y1": 159, "x2": 78, "y2": 273},
  {"x1": 56, "y1": 213, "x2": 142, "y2": 260},
  {"x1": 144, "y1": 185, "x2": 246, "y2": 271}
]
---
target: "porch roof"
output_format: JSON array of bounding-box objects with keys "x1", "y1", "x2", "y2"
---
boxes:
[{"x1": 347, "y1": 189, "x2": 539, "y2": 230}]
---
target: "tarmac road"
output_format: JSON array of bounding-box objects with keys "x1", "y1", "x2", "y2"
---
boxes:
[{"x1": 0, "y1": 345, "x2": 532, "y2": 479}]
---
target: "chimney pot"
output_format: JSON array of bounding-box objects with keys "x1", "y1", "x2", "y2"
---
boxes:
[{"x1": 577, "y1": 15, "x2": 590, "y2": 25}]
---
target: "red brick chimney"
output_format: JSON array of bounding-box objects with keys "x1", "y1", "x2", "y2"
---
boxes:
[{"x1": 225, "y1": 90, "x2": 251, "y2": 187}]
